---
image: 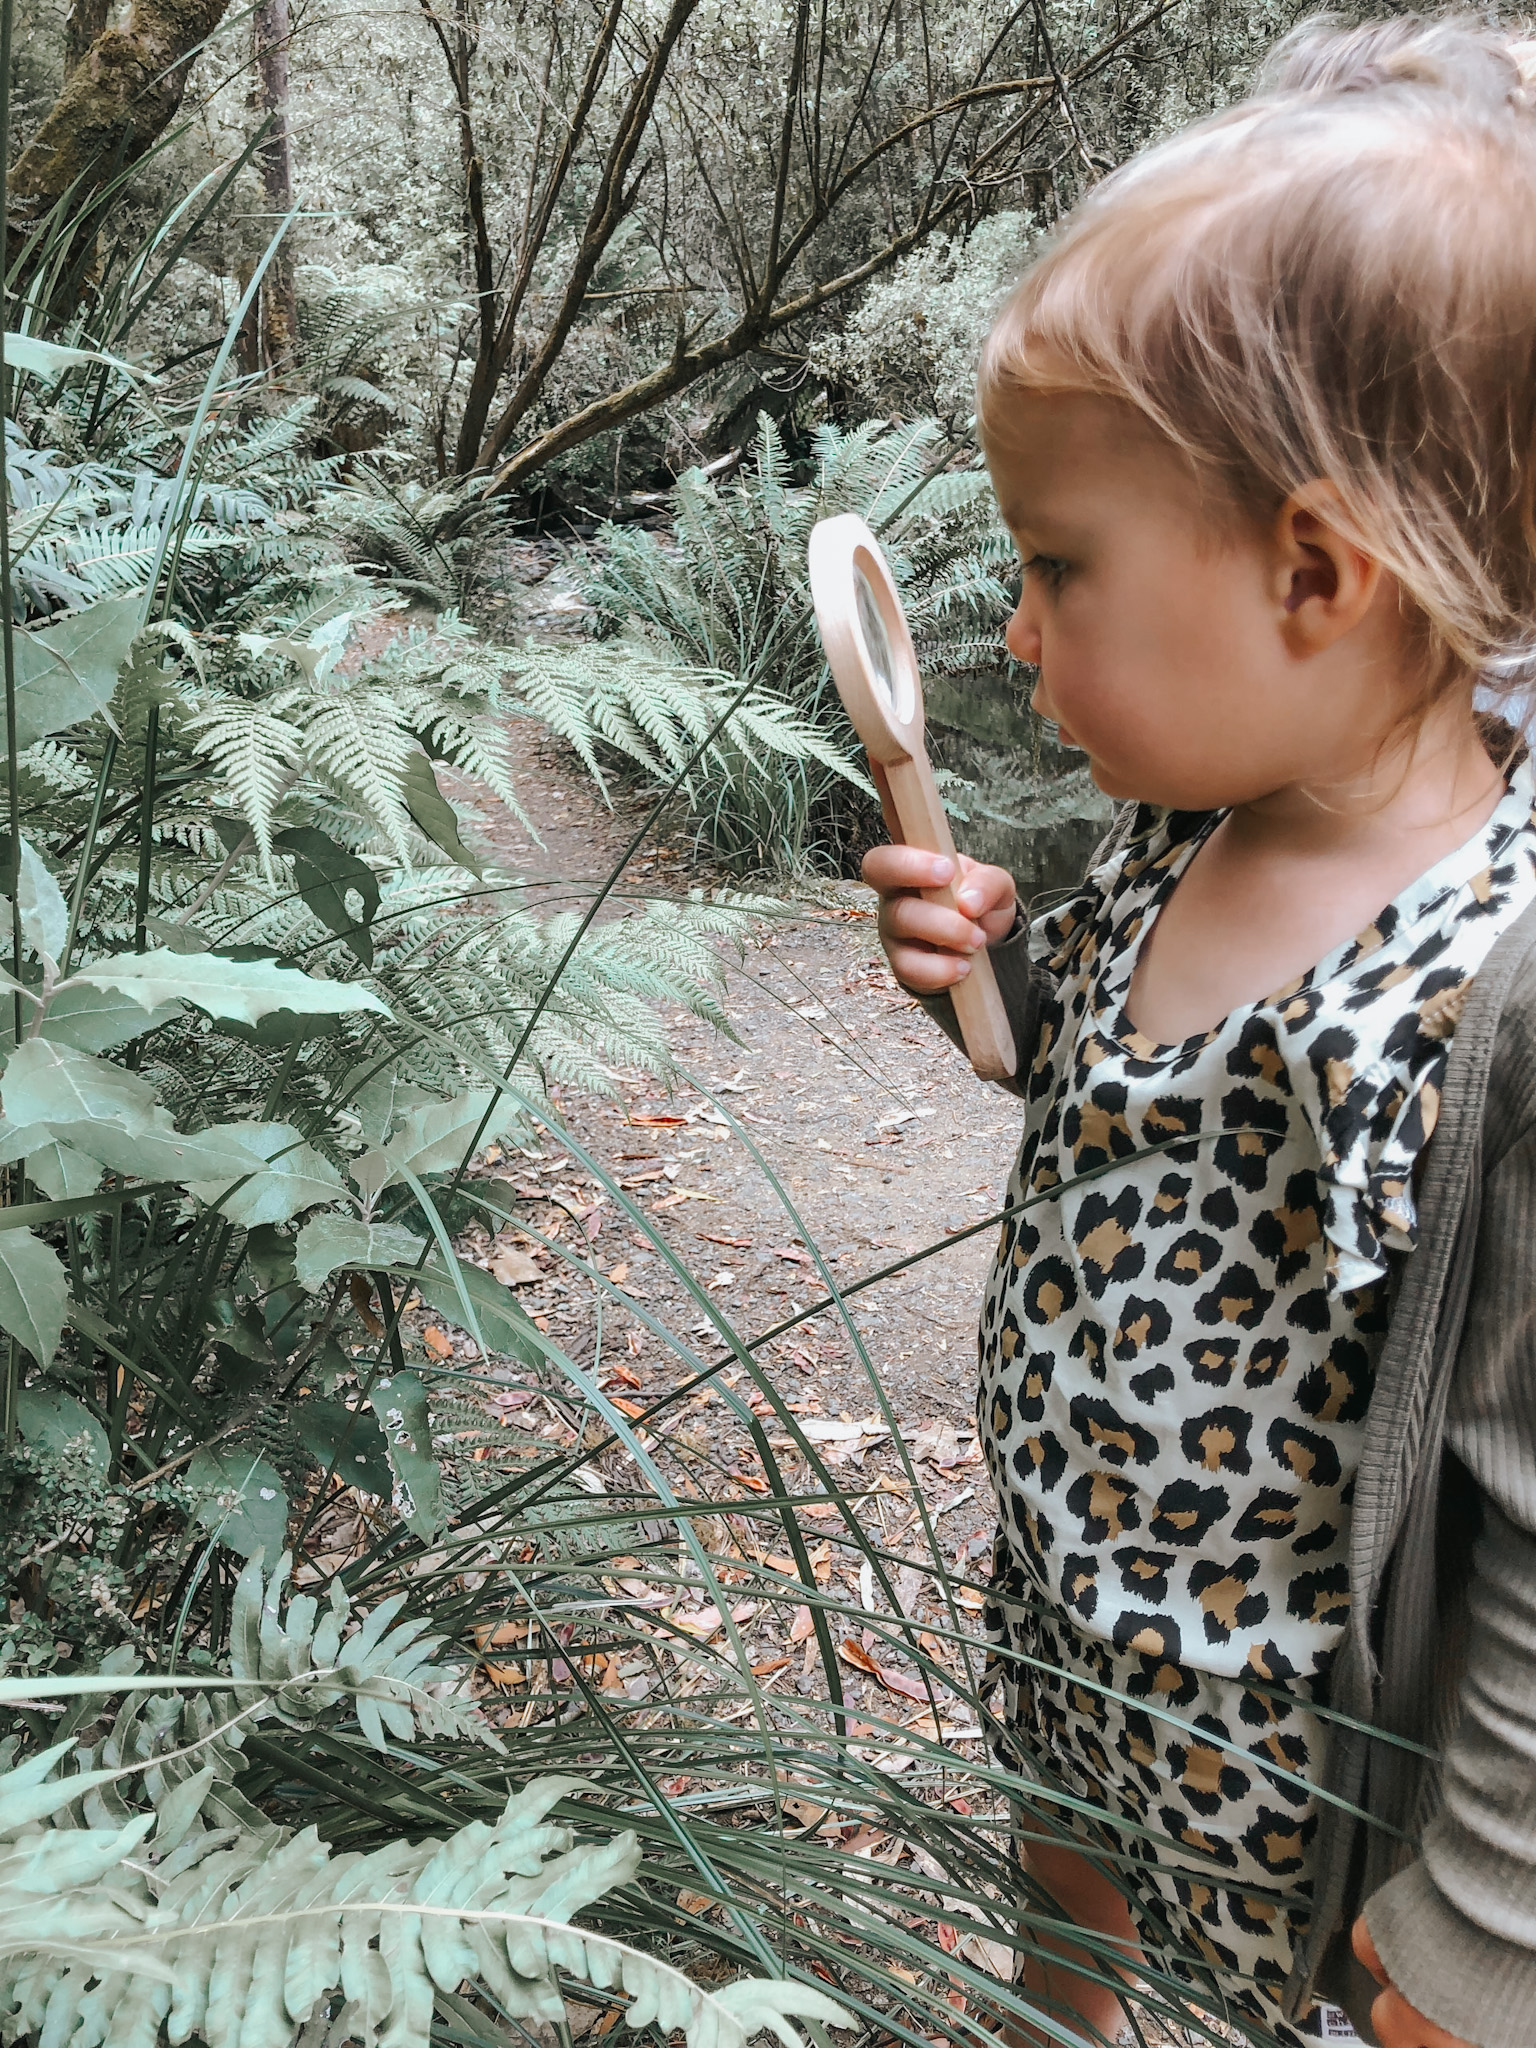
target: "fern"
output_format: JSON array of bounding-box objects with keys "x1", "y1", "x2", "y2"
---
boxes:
[
  {"x1": 514, "y1": 412, "x2": 1017, "y2": 871},
  {"x1": 0, "y1": 1757, "x2": 849, "y2": 2048},
  {"x1": 0, "y1": 1555, "x2": 850, "y2": 2048}
]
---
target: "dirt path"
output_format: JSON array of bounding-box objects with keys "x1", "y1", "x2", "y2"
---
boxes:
[{"x1": 453, "y1": 705, "x2": 1023, "y2": 1447}]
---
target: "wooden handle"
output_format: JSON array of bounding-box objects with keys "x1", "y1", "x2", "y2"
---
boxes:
[{"x1": 885, "y1": 755, "x2": 1017, "y2": 1081}]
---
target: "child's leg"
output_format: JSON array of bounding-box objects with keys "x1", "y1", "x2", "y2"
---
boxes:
[{"x1": 1010, "y1": 1837, "x2": 1143, "y2": 2048}]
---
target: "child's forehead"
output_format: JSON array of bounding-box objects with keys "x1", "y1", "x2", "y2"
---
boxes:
[{"x1": 983, "y1": 389, "x2": 1191, "y2": 524}]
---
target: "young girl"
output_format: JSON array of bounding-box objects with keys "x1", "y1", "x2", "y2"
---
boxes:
[{"x1": 866, "y1": 18, "x2": 1536, "y2": 2048}]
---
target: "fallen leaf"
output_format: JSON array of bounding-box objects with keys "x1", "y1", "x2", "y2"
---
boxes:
[
  {"x1": 619, "y1": 1169, "x2": 669, "y2": 1186},
  {"x1": 349, "y1": 1273, "x2": 383, "y2": 1337},
  {"x1": 474, "y1": 1621, "x2": 525, "y2": 1650},
  {"x1": 610, "y1": 1397, "x2": 646, "y2": 1419},
  {"x1": 606, "y1": 1261, "x2": 630, "y2": 1284},
  {"x1": 751, "y1": 1656, "x2": 791, "y2": 1676},
  {"x1": 783, "y1": 1793, "x2": 835, "y2": 1830},
  {"x1": 874, "y1": 1663, "x2": 931, "y2": 1703},
  {"x1": 838, "y1": 1637, "x2": 880, "y2": 1675},
  {"x1": 629, "y1": 1113, "x2": 688, "y2": 1127},
  {"x1": 673, "y1": 1604, "x2": 724, "y2": 1637},
  {"x1": 602, "y1": 1365, "x2": 641, "y2": 1390},
  {"x1": 676, "y1": 1890, "x2": 717, "y2": 1916},
  {"x1": 701, "y1": 1233, "x2": 752, "y2": 1248},
  {"x1": 489, "y1": 1248, "x2": 542, "y2": 1287},
  {"x1": 769, "y1": 1246, "x2": 812, "y2": 1265},
  {"x1": 731, "y1": 1471, "x2": 770, "y2": 1493},
  {"x1": 422, "y1": 1327, "x2": 452, "y2": 1360},
  {"x1": 789, "y1": 1604, "x2": 815, "y2": 1642}
]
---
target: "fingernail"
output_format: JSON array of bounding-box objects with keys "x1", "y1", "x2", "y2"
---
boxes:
[
  {"x1": 932, "y1": 858, "x2": 954, "y2": 882},
  {"x1": 957, "y1": 886, "x2": 982, "y2": 913}
]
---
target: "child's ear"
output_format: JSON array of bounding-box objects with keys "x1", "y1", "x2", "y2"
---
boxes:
[{"x1": 1271, "y1": 483, "x2": 1384, "y2": 656}]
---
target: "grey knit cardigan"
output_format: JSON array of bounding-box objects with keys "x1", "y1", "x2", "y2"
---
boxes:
[{"x1": 920, "y1": 895, "x2": 1536, "y2": 2048}]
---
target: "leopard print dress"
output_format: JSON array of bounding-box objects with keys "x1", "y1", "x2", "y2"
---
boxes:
[{"x1": 979, "y1": 760, "x2": 1536, "y2": 2043}]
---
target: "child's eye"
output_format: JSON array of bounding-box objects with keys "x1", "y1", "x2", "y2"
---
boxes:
[{"x1": 1022, "y1": 553, "x2": 1070, "y2": 591}]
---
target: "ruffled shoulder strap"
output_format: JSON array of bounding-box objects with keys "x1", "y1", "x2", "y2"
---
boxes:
[{"x1": 1029, "y1": 802, "x2": 1214, "y2": 979}]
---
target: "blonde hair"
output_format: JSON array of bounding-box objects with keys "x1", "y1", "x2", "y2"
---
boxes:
[{"x1": 978, "y1": 15, "x2": 1536, "y2": 707}]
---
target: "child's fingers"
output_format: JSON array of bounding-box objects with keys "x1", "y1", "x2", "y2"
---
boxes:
[
  {"x1": 1350, "y1": 1919, "x2": 1389, "y2": 1988},
  {"x1": 883, "y1": 892, "x2": 988, "y2": 957},
  {"x1": 1353, "y1": 1924, "x2": 1475, "y2": 2048},
  {"x1": 954, "y1": 855, "x2": 1020, "y2": 936},
  {"x1": 1369, "y1": 1986, "x2": 1475, "y2": 2048},
  {"x1": 862, "y1": 843, "x2": 955, "y2": 894},
  {"x1": 883, "y1": 940, "x2": 974, "y2": 993}
]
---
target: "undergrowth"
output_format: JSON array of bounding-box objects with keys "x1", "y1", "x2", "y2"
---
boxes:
[{"x1": 0, "y1": 84, "x2": 1318, "y2": 2048}]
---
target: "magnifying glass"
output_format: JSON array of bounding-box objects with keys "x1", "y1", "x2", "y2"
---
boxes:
[{"x1": 807, "y1": 514, "x2": 1017, "y2": 1081}]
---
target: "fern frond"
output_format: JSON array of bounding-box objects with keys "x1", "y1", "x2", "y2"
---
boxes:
[{"x1": 183, "y1": 694, "x2": 306, "y2": 869}]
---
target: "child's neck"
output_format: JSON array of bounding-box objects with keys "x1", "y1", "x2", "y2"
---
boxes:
[{"x1": 1126, "y1": 698, "x2": 1508, "y2": 1047}]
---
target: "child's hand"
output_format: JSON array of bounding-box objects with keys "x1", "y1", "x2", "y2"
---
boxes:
[
  {"x1": 1352, "y1": 1917, "x2": 1475, "y2": 2048},
  {"x1": 862, "y1": 840, "x2": 1018, "y2": 992}
]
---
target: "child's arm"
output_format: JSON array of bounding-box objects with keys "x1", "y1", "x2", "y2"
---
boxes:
[{"x1": 1357, "y1": 1114, "x2": 1536, "y2": 2048}]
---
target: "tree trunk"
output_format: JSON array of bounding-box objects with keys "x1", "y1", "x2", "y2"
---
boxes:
[
  {"x1": 63, "y1": 0, "x2": 113, "y2": 79},
  {"x1": 11, "y1": 0, "x2": 236, "y2": 230},
  {"x1": 253, "y1": 0, "x2": 300, "y2": 369}
]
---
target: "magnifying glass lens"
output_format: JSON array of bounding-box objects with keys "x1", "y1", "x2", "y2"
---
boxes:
[{"x1": 854, "y1": 568, "x2": 897, "y2": 710}]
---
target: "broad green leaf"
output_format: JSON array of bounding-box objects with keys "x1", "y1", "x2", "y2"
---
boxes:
[
  {"x1": 37, "y1": 983, "x2": 183, "y2": 1053},
  {"x1": 0, "y1": 1229, "x2": 67, "y2": 1366},
  {"x1": 402, "y1": 751, "x2": 482, "y2": 875},
  {"x1": 25, "y1": 1140, "x2": 102, "y2": 1201},
  {"x1": 416, "y1": 1254, "x2": 542, "y2": 1367},
  {"x1": 382, "y1": 1090, "x2": 500, "y2": 1182},
  {"x1": 350, "y1": 1071, "x2": 435, "y2": 1147},
  {"x1": 0, "y1": 841, "x2": 69, "y2": 964},
  {"x1": 291, "y1": 1396, "x2": 392, "y2": 1496},
  {"x1": 1, "y1": 1038, "x2": 159, "y2": 1128},
  {"x1": 0, "y1": 1118, "x2": 56, "y2": 1166},
  {"x1": 273, "y1": 826, "x2": 380, "y2": 968},
  {"x1": 183, "y1": 1123, "x2": 343, "y2": 1225},
  {"x1": 4, "y1": 332, "x2": 137, "y2": 380},
  {"x1": 0, "y1": 1043, "x2": 261, "y2": 1183},
  {"x1": 292, "y1": 1215, "x2": 426, "y2": 1290},
  {"x1": 14, "y1": 1387, "x2": 108, "y2": 1468},
  {"x1": 9, "y1": 597, "x2": 140, "y2": 752},
  {"x1": 187, "y1": 1446, "x2": 288, "y2": 1558},
  {"x1": 61, "y1": 1118, "x2": 261, "y2": 1185},
  {"x1": 62, "y1": 949, "x2": 391, "y2": 1028},
  {"x1": 368, "y1": 1371, "x2": 442, "y2": 1536}
]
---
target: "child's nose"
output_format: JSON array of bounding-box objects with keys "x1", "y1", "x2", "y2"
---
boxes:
[{"x1": 1006, "y1": 592, "x2": 1042, "y2": 666}]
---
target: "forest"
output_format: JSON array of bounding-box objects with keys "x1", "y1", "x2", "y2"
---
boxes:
[{"x1": 1, "y1": 0, "x2": 1344, "y2": 2044}]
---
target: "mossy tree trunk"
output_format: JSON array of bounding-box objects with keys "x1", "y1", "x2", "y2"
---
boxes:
[
  {"x1": 62, "y1": 0, "x2": 112, "y2": 79},
  {"x1": 10, "y1": 0, "x2": 234, "y2": 233}
]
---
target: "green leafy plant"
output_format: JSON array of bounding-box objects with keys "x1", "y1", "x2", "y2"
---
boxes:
[
  {"x1": 0, "y1": 1562, "x2": 850, "y2": 2048},
  {"x1": 504, "y1": 415, "x2": 1018, "y2": 874}
]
